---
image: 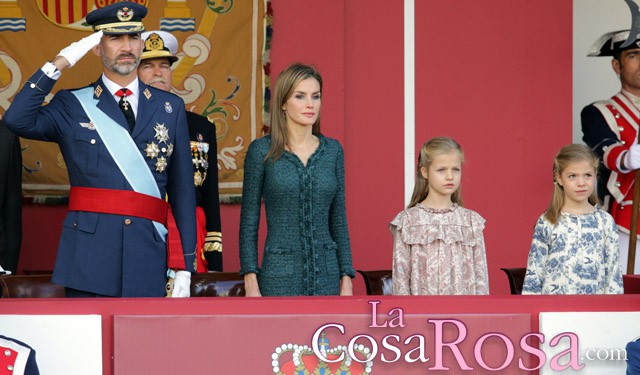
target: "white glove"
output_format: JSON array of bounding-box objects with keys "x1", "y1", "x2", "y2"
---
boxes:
[
  {"x1": 57, "y1": 31, "x2": 103, "y2": 68},
  {"x1": 167, "y1": 270, "x2": 191, "y2": 298},
  {"x1": 625, "y1": 143, "x2": 640, "y2": 170},
  {"x1": 0, "y1": 264, "x2": 10, "y2": 275}
]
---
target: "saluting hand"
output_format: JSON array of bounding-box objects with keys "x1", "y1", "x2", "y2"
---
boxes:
[{"x1": 55, "y1": 31, "x2": 104, "y2": 69}]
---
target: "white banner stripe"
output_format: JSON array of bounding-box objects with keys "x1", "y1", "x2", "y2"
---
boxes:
[{"x1": 404, "y1": 0, "x2": 415, "y2": 207}]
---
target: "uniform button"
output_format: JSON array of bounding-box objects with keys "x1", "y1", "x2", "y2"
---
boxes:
[
  {"x1": 616, "y1": 182, "x2": 621, "y2": 187},
  {"x1": 615, "y1": 113, "x2": 621, "y2": 119},
  {"x1": 619, "y1": 126, "x2": 625, "y2": 131},
  {"x1": 30, "y1": 83, "x2": 36, "y2": 89},
  {"x1": 4, "y1": 350, "x2": 10, "y2": 356},
  {"x1": 124, "y1": 219, "x2": 132, "y2": 225},
  {"x1": 161, "y1": 147, "x2": 167, "y2": 153},
  {"x1": 73, "y1": 222, "x2": 77, "y2": 228},
  {"x1": 603, "y1": 145, "x2": 608, "y2": 151},
  {"x1": 7, "y1": 365, "x2": 13, "y2": 371},
  {"x1": 90, "y1": 139, "x2": 96, "y2": 144}
]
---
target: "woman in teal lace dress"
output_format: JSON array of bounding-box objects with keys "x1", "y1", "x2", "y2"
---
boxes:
[{"x1": 239, "y1": 63, "x2": 355, "y2": 296}]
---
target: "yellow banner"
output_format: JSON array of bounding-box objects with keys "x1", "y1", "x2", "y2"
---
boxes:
[{"x1": 0, "y1": 0, "x2": 270, "y2": 203}]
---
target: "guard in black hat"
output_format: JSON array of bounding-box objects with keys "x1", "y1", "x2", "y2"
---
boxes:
[
  {"x1": 2, "y1": 1, "x2": 197, "y2": 298},
  {"x1": 581, "y1": 27, "x2": 640, "y2": 275},
  {"x1": 137, "y1": 31, "x2": 224, "y2": 273}
]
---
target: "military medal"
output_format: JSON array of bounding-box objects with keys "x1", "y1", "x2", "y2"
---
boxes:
[
  {"x1": 156, "y1": 156, "x2": 167, "y2": 173},
  {"x1": 190, "y1": 139, "x2": 210, "y2": 186},
  {"x1": 148, "y1": 124, "x2": 172, "y2": 174},
  {"x1": 145, "y1": 142, "x2": 160, "y2": 158},
  {"x1": 194, "y1": 170, "x2": 203, "y2": 186},
  {"x1": 191, "y1": 141, "x2": 200, "y2": 166},
  {"x1": 154, "y1": 123, "x2": 169, "y2": 143}
]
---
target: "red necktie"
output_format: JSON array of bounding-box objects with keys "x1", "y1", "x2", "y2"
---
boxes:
[{"x1": 115, "y1": 88, "x2": 135, "y2": 132}]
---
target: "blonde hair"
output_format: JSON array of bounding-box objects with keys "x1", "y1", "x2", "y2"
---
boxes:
[
  {"x1": 544, "y1": 144, "x2": 599, "y2": 224},
  {"x1": 265, "y1": 63, "x2": 323, "y2": 161},
  {"x1": 408, "y1": 137, "x2": 464, "y2": 208}
]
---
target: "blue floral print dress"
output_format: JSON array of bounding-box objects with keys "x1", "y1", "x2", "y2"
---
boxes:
[{"x1": 522, "y1": 207, "x2": 623, "y2": 294}]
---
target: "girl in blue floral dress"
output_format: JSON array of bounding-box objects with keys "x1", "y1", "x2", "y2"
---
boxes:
[{"x1": 522, "y1": 144, "x2": 623, "y2": 294}]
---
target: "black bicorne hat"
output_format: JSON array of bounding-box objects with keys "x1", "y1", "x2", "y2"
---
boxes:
[
  {"x1": 588, "y1": 30, "x2": 640, "y2": 57},
  {"x1": 589, "y1": 0, "x2": 640, "y2": 57}
]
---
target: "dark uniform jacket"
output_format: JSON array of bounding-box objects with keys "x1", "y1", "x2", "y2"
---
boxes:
[
  {"x1": 187, "y1": 111, "x2": 222, "y2": 271},
  {"x1": 0, "y1": 121, "x2": 22, "y2": 274},
  {"x1": 0, "y1": 335, "x2": 39, "y2": 375},
  {"x1": 582, "y1": 92, "x2": 640, "y2": 232},
  {"x1": 628, "y1": 338, "x2": 640, "y2": 375},
  {"x1": 3, "y1": 70, "x2": 196, "y2": 296}
]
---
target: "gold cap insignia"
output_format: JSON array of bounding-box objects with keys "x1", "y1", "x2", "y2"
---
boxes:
[
  {"x1": 145, "y1": 33, "x2": 165, "y2": 53},
  {"x1": 117, "y1": 7, "x2": 134, "y2": 22}
]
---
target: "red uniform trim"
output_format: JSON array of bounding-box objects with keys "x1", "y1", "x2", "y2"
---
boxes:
[
  {"x1": 602, "y1": 94, "x2": 640, "y2": 232},
  {"x1": 68, "y1": 187, "x2": 186, "y2": 270},
  {"x1": 613, "y1": 95, "x2": 640, "y2": 124},
  {"x1": 195, "y1": 206, "x2": 207, "y2": 272},
  {"x1": 607, "y1": 145, "x2": 626, "y2": 170}
]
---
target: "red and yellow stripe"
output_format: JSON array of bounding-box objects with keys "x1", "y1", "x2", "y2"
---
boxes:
[{"x1": 37, "y1": 0, "x2": 92, "y2": 25}]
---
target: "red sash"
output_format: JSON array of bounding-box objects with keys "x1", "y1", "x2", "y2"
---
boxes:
[
  {"x1": 68, "y1": 187, "x2": 186, "y2": 270},
  {"x1": 195, "y1": 206, "x2": 207, "y2": 272}
]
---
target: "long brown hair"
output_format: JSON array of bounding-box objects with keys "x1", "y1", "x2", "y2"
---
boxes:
[
  {"x1": 407, "y1": 137, "x2": 464, "y2": 208},
  {"x1": 544, "y1": 144, "x2": 599, "y2": 224},
  {"x1": 265, "y1": 63, "x2": 323, "y2": 161}
]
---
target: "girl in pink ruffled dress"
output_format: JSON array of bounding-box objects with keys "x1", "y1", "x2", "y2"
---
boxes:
[{"x1": 390, "y1": 137, "x2": 489, "y2": 295}]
